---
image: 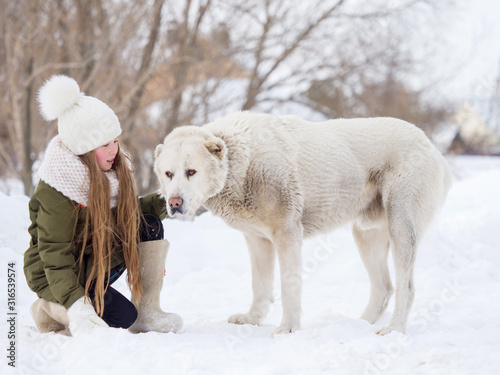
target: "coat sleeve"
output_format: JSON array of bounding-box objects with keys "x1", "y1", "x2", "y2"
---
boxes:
[
  {"x1": 24, "y1": 201, "x2": 55, "y2": 303},
  {"x1": 36, "y1": 186, "x2": 85, "y2": 309},
  {"x1": 139, "y1": 193, "x2": 169, "y2": 220}
]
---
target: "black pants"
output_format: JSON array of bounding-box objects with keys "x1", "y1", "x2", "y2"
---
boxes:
[{"x1": 88, "y1": 214, "x2": 164, "y2": 328}]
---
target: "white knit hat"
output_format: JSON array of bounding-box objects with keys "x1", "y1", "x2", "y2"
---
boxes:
[{"x1": 38, "y1": 75, "x2": 122, "y2": 155}]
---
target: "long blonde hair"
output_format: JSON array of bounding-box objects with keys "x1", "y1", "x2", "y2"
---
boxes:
[{"x1": 77, "y1": 145, "x2": 142, "y2": 316}]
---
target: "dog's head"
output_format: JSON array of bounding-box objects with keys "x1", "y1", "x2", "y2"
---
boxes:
[{"x1": 154, "y1": 126, "x2": 228, "y2": 218}]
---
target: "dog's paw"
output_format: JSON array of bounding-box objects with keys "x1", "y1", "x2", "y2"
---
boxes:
[
  {"x1": 376, "y1": 326, "x2": 405, "y2": 336},
  {"x1": 227, "y1": 313, "x2": 260, "y2": 326},
  {"x1": 375, "y1": 326, "x2": 392, "y2": 336},
  {"x1": 360, "y1": 310, "x2": 382, "y2": 324},
  {"x1": 271, "y1": 325, "x2": 297, "y2": 337},
  {"x1": 376, "y1": 323, "x2": 406, "y2": 336}
]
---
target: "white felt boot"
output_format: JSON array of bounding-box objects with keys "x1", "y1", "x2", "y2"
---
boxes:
[
  {"x1": 128, "y1": 239, "x2": 183, "y2": 333},
  {"x1": 31, "y1": 298, "x2": 71, "y2": 335}
]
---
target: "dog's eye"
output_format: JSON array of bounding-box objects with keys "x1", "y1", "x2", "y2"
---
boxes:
[
  {"x1": 165, "y1": 171, "x2": 173, "y2": 179},
  {"x1": 186, "y1": 169, "x2": 196, "y2": 177}
]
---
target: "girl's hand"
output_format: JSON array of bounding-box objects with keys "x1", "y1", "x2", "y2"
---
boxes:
[{"x1": 67, "y1": 296, "x2": 108, "y2": 336}]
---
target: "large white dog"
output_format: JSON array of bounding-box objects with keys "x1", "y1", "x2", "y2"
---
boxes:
[{"x1": 154, "y1": 111, "x2": 452, "y2": 336}]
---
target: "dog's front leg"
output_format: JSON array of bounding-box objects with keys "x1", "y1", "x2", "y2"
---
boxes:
[
  {"x1": 272, "y1": 223, "x2": 303, "y2": 336},
  {"x1": 228, "y1": 234, "x2": 276, "y2": 326}
]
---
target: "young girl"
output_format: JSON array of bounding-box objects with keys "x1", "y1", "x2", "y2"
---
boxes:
[{"x1": 23, "y1": 75, "x2": 182, "y2": 336}]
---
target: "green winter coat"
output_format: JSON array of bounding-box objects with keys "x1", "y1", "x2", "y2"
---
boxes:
[{"x1": 23, "y1": 180, "x2": 168, "y2": 309}]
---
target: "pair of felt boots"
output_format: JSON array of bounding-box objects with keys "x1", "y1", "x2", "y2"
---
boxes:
[{"x1": 30, "y1": 240, "x2": 182, "y2": 335}]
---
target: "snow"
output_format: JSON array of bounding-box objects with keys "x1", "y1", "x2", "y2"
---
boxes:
[{"x1": 1, "y1": 155, "x2": 500, "y2": 375}]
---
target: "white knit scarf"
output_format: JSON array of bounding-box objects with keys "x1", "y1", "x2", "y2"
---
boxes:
[{"x1": 38, "y1": 136, "x2": 119, "y2": 208}]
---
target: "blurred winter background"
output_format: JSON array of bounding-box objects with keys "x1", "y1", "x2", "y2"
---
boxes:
[
  {"x1": 1, "y1": 1, "x2": 499, "y2": 374},
  {"x1": 1, "y1": 0, "x2": 500, "y2": 196}
]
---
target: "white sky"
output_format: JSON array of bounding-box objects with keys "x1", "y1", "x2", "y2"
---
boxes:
[{"x1": 439, "y1": 0, "x2": 500, "y2": 102}]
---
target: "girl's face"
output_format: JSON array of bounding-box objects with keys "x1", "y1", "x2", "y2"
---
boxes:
[{"x1": 95, "y1": 138, "x2": 119, "y2": 171}]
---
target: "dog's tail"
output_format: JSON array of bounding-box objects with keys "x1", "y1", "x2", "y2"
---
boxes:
[{"x1": 440, "y1": 155, "x2": 453, "y2": 205}]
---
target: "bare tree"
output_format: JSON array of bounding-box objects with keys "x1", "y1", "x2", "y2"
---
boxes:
[
  {"x1": 0, "y1": 0, "x2": 163, "y2": 195},
  {"x1": 0, "y1": 0, "x2": 456, "y2": 195},
  {"x1": 1, "y1": 1, "x2": 42, "y2": 195}
]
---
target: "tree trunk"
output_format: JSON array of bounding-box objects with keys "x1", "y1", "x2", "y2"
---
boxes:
[{"x1": 22, "y1": 58, "x2": 35, "y2": 196}]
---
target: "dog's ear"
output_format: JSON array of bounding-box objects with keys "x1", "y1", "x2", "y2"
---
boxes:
[
  {"x1": 155, "y1": 144, "x2": 164, "y2": 158},
  {"x1": 205, "y1": 138, "x2": 226, "y2": 160}
]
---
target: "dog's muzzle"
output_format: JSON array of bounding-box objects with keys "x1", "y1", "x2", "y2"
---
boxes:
[{"x1": 168, "y1": 196, "x2": 184, "y2": 215}]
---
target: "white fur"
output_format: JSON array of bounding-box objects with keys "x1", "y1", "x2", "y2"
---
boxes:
[{"x1": 154, "y1": 111, "x2": 452, "y2": 336}]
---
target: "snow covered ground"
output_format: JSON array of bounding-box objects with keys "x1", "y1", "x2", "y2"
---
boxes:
[{"x1": 1, "y1": 155, "x2": 499, "y2": 375}]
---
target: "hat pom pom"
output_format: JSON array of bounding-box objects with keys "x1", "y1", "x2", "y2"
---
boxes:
[{"x1": 38, "y1": 75, "x2": 83, "y2": 121}]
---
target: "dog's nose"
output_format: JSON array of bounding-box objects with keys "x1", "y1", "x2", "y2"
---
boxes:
[{"x1": 168, "y1": 196, "x2": 183, "y2": 209}]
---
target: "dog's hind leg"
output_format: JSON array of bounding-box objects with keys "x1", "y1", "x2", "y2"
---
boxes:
[
  {"x1": 353, "y1": 222, "x2": 393, "y2": 325},
  {"x1": 228, "y1": 233, "x2": 276, "y2": 326},
  {"x1": 377, "y1": 211, "x2": 418, "y2": 336}
]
